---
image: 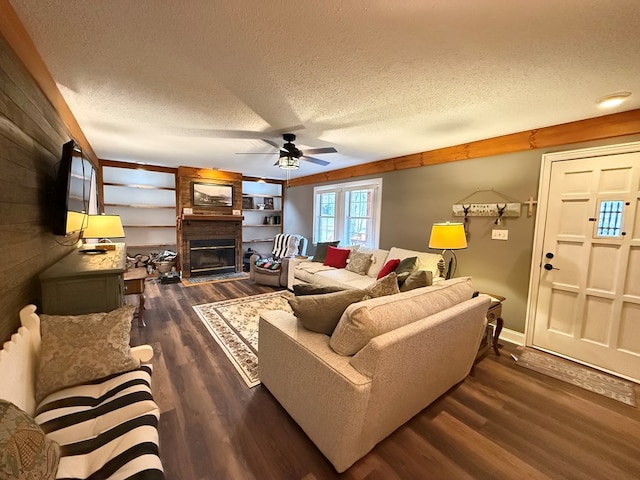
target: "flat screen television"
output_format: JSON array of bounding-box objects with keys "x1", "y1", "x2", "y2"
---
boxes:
[{"x1": 51, "y1": 140, "x2": 94, "y2": 236}]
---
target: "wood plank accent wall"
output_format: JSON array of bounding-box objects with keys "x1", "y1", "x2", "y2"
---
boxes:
[
  {"x1": 0, "y1": 0, "x2": 98, "y2": 167},
  {"x1": 288, "y1": 109, "x2": 640, "y2": 187},
  {"x1": 177, "y1": 166, "x2": 243, "y2": 214},
  {"x1": 0, "y1": 33, "x2": 77, "y2": 343}
]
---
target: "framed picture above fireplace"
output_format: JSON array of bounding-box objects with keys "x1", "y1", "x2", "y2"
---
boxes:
[{"x1": 192, "y1": 182, "x2": 233, "y2": 207}]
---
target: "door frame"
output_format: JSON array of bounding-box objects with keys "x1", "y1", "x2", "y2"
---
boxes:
[{"x1": 525, "y1": 141, "x2": 640, "y2": 354}]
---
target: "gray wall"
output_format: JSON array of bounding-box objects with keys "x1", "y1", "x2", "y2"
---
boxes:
[{"x1": 284, "y1": 134, "x2": 640, "y2": 334}]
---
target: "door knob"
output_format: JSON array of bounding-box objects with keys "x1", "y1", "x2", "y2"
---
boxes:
[
  {"x1": 544, "y1": 263, "x2": 559, "y2": 271},
  {"x1": 545, "y1": 252, "x2": 554, "y2": 259}
]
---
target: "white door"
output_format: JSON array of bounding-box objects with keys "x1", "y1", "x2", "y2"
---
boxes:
[{"x1": 528, "y1": 144, "x2": 640, "y2": 382}]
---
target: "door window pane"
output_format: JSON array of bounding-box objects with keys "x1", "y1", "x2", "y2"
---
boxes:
[{"x1": 596, "y1": 200, "x2": 624, "y2": 238}]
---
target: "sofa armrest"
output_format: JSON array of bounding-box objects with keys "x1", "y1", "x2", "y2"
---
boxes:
[
  {"x1": 258, "y1": 310, "x2": 372, "y2": 472},
  {"x1": 282, "y1": 256, "x2": 311, "y2": 290},
  {"x1": 131, "y1": 344, "x2": 154, "y2": 363}
]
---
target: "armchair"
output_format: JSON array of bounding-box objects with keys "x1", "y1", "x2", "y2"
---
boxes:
[{"x1": 249, "y1": 234, "x2": 308, "y2": 287}]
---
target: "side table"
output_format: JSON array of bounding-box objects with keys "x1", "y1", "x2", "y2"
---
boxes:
[
  {"x1": 124, "y1": 268, "x2": 147, "y2": 327},
  {"x1": 477, "y1": 293, "x2": 505, "y2": 357}
]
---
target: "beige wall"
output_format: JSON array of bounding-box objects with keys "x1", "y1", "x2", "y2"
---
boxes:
[{"x1": 285, "y1": 134, "x2": 640, "y2": 333}]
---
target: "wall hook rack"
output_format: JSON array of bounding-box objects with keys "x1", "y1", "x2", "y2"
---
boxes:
[{"x1": 452, "y1": 189, "x2": 521, "y2": 218}]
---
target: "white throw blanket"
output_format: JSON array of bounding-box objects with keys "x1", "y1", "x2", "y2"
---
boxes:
[{"x1": 296, "y1": 262, "x2": 335, "y2": 274}]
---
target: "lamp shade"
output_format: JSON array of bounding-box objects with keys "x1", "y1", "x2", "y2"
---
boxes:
[
  {"x1": 428, "y1": 222, "x2": 467, "y2": 250},
  {"x1": 65, "y1": 211, "x2": 88, "y2": 234},
  {"x1": 82, "y1": 214, "x2": 125, "y2": 239}
]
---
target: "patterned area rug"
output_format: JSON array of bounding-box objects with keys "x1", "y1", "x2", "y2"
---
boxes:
[
  {"x1": 192, "y1": 291, "x2": 293, "y2": 387},
  {"x1": 516, "y1": 349, "x2": 637, "y2": 407},
  {"x1": 182, "y1": 271, "x2": 249, "y2": 286}
]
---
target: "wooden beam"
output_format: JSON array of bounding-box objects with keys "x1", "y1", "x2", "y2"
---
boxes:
[
  {"x1": 100, "y1": 159, "x2": 178, "y2": 174},
  {"x1": 0, "y1": 0, "x2": 98, "y2": 166},
  {"x1": 288, "y1": 109, "x2": 640, "y2": 187}
]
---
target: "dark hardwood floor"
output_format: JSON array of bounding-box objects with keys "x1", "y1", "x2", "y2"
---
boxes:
[{"x1": 129, "y1": 278, "x2": 640, "y2": 480}]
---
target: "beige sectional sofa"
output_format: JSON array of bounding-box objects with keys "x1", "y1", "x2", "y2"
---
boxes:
[
  {"x1": 284, "y1": 246, "x2": 445, "y2": 291},
  {"x1": 258, "y1": 277, "x2": 489, "y2": 472}
]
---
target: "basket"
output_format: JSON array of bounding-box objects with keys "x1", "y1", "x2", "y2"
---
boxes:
[{"x1": 157, "y1": 260, "x2": 176, "y2": 274}]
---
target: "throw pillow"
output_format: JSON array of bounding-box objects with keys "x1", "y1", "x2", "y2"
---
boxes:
[
  {"x1": 345, "y1": 250, "x2": 373, "y2": 275},
  {"x1": 376, "y1": 258, "x2": 400, "y2": 279},
  {"x1": 311, "y1": 241, "x2": 340, "y2": 263},
  {"x1": 365, "y1": 271, "x2": 400, "y2": 298},
  {"x1": 323, "y1": 246, "x2": 351, "y2": 268},
  {"x1": 293, "y1": 284, "x2": 348, "y2": 296},
  {"x1": 0, "y1": 400, "x2": 60, "y2": 479},
  {"x1": 288, "y1": 289, "x2": 368, "y2": 335},
  {"x1": 394, "y1": 256, "x2": 420, "y2": 276},
  {"x1": 400, "y1": 269, "x2": 433, "y2": 291},
  {"x1": 36, "y1": 305, "x2": 140, "y2": 403}
]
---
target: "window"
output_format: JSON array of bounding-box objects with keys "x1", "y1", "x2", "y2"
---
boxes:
[
  {"x1": 313, "y1": 179, "x2": 382, "y2": 248},
  {"x1": 595, "y1": 200, "x2": 624, "y2": 238}
]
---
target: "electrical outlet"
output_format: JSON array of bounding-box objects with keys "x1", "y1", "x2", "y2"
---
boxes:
[{"x1": 492, "y1": 229, "x2": 509, "y2": 240}]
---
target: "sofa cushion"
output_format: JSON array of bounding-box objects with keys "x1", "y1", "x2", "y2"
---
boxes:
[
  {"x1": 394, "y1": 256, "x2": 420, "y2": 285},
  {"x1": 364, "y1": 271, "x2": 400, "y2": 298},
  {"x1": 324, "y1": 246, "x2": 351, "y2": 268},
  {"x1": 34, "y1": 365, "x2": 163, "y2": 479},
  {"x1": 360, "y1": 248, "x2": 389, "y2": 278},
  {"x1": 400, "y1": 269, "x2": 433, "y2": 291},
  {"x1": 345, "y1": 250, "x2": 373, "y2": 275},
  {"x1": 36, "y1": 305, "x2": 140, "y2": 403},
  {"x1": 314, "y1": 269, "x2": 379, "y2": 290},
  {"x1": 330, "y1": 277, "x2": 475, "y2": 355},
  {"x1": 293, "y1": 283, "x2": 348, "y2": 296},
  {"x1": 377, "y1": 258, "x2": 400, "y2": 279},
  {"x1": 289, "y1": 289, "x2": 368, "y2": 335},
  {"x1": 0, "y1": 400, "x2": 60, "y2": 480},
  {"x1": 311, "y1": 241, "x2": 340, "y2": 263}
]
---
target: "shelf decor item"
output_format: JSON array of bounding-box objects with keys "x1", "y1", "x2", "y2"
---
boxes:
[
  {"x1": 242, "y1": 196, "x2": 254, "y2": 210},
  {"x1": 192, "y1": 182, "x2": 233, "y2": 207},
  {"x1": 264, "y1": 197, "x2": 274, "y2": 210}
]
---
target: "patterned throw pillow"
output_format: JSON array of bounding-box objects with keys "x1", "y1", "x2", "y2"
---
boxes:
[
  {"x1": 345, "y1": 251, "x2": 373, "y2": 275},
  {"x1": 365, "y1": 271, "x2": 401, "y2": 298},
  {"x1": 0, "y1": 400, "x2": 60, "y2": 479},
  {"x1": 36, "y1": 305, "x2": 140, "y2": 403}
]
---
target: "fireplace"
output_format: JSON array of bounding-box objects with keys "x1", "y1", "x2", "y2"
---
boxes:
[
  {"x1": 178, "y1": 214, "x2": 243, "y2": 278},
  {"x1": 190, "y1": 239, "x2": 235, "y2": 276}
]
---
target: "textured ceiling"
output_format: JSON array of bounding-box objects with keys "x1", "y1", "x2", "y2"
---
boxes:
[{"x1": 9, "y1": 0, "x2": 640, "y2": 180}]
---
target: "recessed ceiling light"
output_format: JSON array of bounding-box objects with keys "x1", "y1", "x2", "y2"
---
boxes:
[{"x1": 597, "y1": 92, "x2": 631, "y2": 109}]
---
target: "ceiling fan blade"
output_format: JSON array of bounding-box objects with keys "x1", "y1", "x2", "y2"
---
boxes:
[
  {"x1": 301, "y1": 156, "x2": 330, "y2": 166},
  {"x1": 261, "y1": 139, "x2": 283, "y2": 150},
  {"x1": 303, "y1": 147, "x2": 337, "y2": 155},
  {"x1": 235, "y1": 152, "x2": 276, "y2": 154}
]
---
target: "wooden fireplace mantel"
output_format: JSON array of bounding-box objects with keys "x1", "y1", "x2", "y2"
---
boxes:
[{"x1": 181, "y1": 214, "x2": 243, "y2": 222}]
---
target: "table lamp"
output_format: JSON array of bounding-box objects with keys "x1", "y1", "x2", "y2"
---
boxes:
[
  {"x1": 80, "y1": 214, "x2": 125, "y2": 254},
  {"x1": 428, "y1": 222, "x2": 467, "y2": 279}
]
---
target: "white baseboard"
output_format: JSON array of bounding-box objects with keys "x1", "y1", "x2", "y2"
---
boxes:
[{"x1": 499, "y1": 328, "x2": 525, "y2": 346}]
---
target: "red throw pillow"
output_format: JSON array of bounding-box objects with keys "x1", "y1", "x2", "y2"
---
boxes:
[
  {"x1": 324, "y1": 246, "x2": 351, "y2": 268},
  {"x1": 377, "y1": 258, "x2": 401, "y2": 279}
]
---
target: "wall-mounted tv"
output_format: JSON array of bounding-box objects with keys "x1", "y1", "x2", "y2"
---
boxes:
[{"x1": 51, "y1": 140, "x2": 94, "y2": 236}]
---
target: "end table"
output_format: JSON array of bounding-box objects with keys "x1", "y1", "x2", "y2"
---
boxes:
[{"x1": 478, "y1": 293, "x2": 505, "y2": 356}]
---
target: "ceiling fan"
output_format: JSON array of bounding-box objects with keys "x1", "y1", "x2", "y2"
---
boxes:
[{"x1": 237, "y1": 133, "x2": 337, "y2": 168}]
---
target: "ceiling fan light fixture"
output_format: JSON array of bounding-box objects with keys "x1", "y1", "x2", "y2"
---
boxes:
[
  {"x1": 278, "y1": 155, "x2": 299, "y2": 170},
  {"x1": 597, "y1": 92, "x2": 631, "y2": 109}
]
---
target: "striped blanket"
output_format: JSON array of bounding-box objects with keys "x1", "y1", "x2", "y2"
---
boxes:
[
  {"x1": 271, "y1": 234, "x2": 301, "y2": 259},
  {"x1": 35, "y1": 365, "x2": 164, "y2": 480}
]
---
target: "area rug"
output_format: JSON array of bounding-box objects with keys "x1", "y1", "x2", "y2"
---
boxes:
[
  {"x1": 182, "y1": 271, "x2": 249, "y2": 286},
  {"x1": 192, "y1": 291, "x2": 293, "y2": 387},
  {"x1": 516, "y1": 349, "x2": 637, "y2": 407}
]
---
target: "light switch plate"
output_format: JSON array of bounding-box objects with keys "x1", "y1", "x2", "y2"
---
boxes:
[{"x1": 492, "y1": 229, "x2": 509, "y2": 240}]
